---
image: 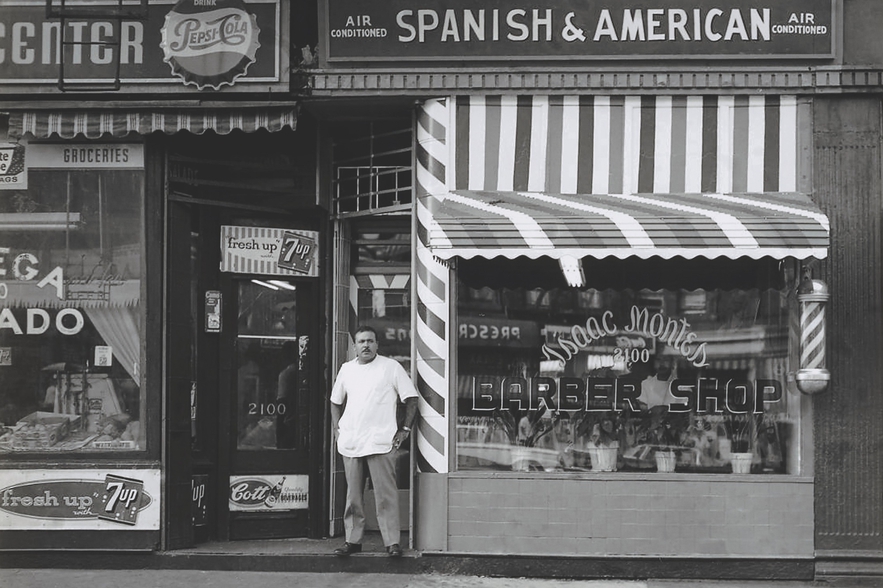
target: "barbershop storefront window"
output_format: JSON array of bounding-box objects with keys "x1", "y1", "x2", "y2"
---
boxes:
[
  {"x1": 0, "y1": 143, "x2": 144, "y2": 454},
  {"x1": 456, "y1": 256, "x2": 801, "y2": 476}
]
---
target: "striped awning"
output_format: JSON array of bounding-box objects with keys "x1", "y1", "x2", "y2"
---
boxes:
[
  {"x1": 429, "y1": 190, "x2": 829, "y2": 261},
  {"x1": 7, "y1": 107, "x2": 298, "y2": 139}
]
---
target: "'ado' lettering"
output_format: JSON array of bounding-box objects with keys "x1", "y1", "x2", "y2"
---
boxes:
[{"x1": 0, "y1": 308, "x2": 85, "y2": 336}]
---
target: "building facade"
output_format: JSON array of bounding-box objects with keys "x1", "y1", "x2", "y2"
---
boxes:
[{"x1": 1, "y1": 0, "x2": 882, "y2": 581}]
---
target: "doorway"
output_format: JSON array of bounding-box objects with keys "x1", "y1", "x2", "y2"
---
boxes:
[
  {"x1": 166, "y1": 202, "x2": 324, "y2": 546},
  {"x1": 224, "y1": 276, "x2": 318, "y2": 539},
  {"x1": 328, "y1": 218, "x2": 413, "y2": 537}
]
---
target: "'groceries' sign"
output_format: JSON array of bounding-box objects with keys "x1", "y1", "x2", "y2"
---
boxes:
[{"x1": 326, "y1": 0, "x2": 833, "y2": 62}]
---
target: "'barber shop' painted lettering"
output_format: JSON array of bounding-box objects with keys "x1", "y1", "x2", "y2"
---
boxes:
[{"x1": 471, "y1": 375, "x2": 782, "y2": 415}]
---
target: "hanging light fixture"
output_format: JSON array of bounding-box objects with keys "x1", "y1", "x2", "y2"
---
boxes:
[
  {"x1": 558, "y1": 255, "x2": 585, "y2": 288},
  {"x1": 251, "y1": 280, "x2": 280, "y2": 290},
  {"x1": 0, "y1": 213, "x2": 82, "y2": 231},
  {"x1": 267, "y1": 280, "x2": 296, "y2": 290}
]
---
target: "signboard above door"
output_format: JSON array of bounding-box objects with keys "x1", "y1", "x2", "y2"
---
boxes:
[
  {"x1": 325, "y1": 0, "x2": 834, "y2": 62},
  {"x1": 220, "y1": 226, "x2": 319, "y2": 277},
  {"x1": 0, "y1": 0, "x2": 286, "y2": 93}
]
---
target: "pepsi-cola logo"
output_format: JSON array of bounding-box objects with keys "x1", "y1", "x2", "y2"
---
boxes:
[{"x1": 161, "y1": 0, "x2": 261, "y2": 90}]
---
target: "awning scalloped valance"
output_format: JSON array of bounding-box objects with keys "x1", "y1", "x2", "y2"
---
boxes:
[
  {"x1": 7, "y1": 106, "x2": 298, "y2": 139},
  {"x1": 429, "y1": 190, "x2": 829, "y2": 261}
]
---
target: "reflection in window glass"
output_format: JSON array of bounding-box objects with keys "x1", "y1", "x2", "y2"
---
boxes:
[
  {"x1": 0, "y1": 165, "x2": 144, "y2": 453},
  {"x1": 357, "y1": 287, "x2": 410, "y2": 368},
  {"x1": 353, "y1": 228, "x2": 410, "y2": 265},
  {"x1": 236, "y1": 280, "x2": 304, "y2": 450},
  {"x1": 457, "y1": 284, "x2": 799, "y2": 475},
  {"x1": 352, "y1": 279, "x2": 412, "y2": 490}
]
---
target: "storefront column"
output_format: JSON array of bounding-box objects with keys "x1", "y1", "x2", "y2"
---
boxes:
[{"x1": 414, "y1": 99, "x2": 451, "y2": 476}]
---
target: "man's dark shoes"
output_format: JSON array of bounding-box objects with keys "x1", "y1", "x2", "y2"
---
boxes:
[
  {"x1": 333, "y1": 542, "x2": 361, "y2": 557},
  {"x1": 387, "y1": 543, "x2": 403, "y2": 558}
]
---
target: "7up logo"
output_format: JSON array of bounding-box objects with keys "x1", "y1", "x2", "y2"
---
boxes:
[
  {"x1": 277, "y1": 231, "x2": 316, "y2": 275},
  {"x1": 98, "y1": 474, "x2": 144, "y2": 525}
]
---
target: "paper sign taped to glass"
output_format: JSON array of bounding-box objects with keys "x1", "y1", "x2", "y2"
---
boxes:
[{"x1": 0, "y1": 142, "x2": 27, "y2": 190}]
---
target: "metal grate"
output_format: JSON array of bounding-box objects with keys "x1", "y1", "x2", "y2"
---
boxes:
[
  {"x1": 332, "y1": 122, "x2": 412, "y2": 218},
  {"x1": 46, "y1": 0, "x2": 149, "y2": 18},
  {"x1": 45, "y1": 0, "x2": 149, "y2": 92}
]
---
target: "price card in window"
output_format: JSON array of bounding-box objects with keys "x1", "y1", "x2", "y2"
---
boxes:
[
  {"x1": 98, "y1": 474, "x2": 145, "y2": 526},
  {"x1": 94, "y1": 346, "x2": 112, "y2": 367},
  {"x1": 205, "y1": 290, "x2": 222, "y2": 333}
]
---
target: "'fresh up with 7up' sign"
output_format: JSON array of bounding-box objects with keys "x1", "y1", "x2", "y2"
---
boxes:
[
  {"x1": 220, "y1": 226, "x2": 319, "y2": 277},
  {"x1": 0, "y1": 469, "x2": 160, "y2": 530}
]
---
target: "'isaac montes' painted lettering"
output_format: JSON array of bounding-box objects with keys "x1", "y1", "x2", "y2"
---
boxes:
[
  {"x1": 541, "y1": 305, "x2": 708, "y2": 369},
  {"x1": 622, "y1": 306, "x2": 708, "y2": 367}
]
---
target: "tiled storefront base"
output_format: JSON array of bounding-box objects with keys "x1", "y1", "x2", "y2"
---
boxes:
[{"x1": 417, "y1": 473, "x2": 814, "y2": 558}]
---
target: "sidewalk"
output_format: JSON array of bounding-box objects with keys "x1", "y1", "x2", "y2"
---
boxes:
[
  {"x1": 0, "y1": 533, "x2": 814, "y2": 580},
  {"x1": 0, "y1": 570, "x2": 843, "y2": 588},
  {"x1": 0, "y1": 532, "x2": 879, "y2": 587}
]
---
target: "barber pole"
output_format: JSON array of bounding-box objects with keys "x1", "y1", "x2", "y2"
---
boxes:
[
  {"x1": 414, "y1": 98, "x2": 451, "y2": 473},
  {"x1": 796, "y1": 278, "x2": 830, "y2": 394}
]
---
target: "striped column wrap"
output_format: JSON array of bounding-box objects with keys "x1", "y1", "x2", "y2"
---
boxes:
[
  {"x1": 799, "y1": 296, "x2": 827, "y2": 370},
  {"x1": 414, "y1": 99, "x2": 451, "y2": 474}
]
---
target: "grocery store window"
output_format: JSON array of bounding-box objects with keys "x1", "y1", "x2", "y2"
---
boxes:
[
  {"x1": 0, "y1": 143, "x2": 144, "y2": 453},
  {"x1": 455, "y1": 256, "x2": 802, "y2": 475}
]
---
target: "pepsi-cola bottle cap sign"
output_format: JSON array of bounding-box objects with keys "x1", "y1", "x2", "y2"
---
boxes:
[{"x1": 160, "y1": 0, "x2": 261, "y2": 91}]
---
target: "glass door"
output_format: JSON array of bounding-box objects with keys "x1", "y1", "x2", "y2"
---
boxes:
[
  {"x1": 226, "y1": 277, "x2": 318, "y2": 539},
  {"x1": 235, "y1": 280, "x2": 303, "y2": 452}
]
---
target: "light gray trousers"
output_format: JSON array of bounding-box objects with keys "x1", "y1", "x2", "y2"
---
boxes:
[{"x1": 342, "y1": 450, "x2": 400, "y2": 547}]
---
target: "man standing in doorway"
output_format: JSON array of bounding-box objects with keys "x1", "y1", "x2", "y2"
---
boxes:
[{"x1": 330, "y1": 325, "x2": 418, "y2": 558}]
